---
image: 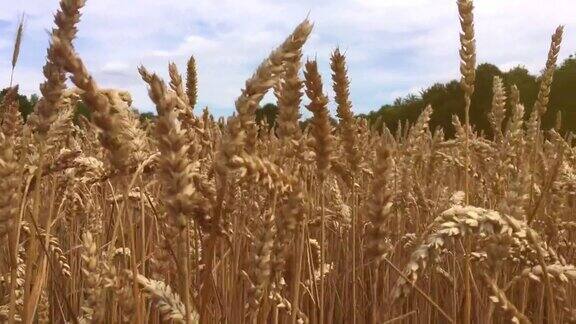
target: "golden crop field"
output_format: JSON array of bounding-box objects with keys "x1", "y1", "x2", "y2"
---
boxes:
[{"x1": 0, "y1": 0, "x2": 574, "y2": 323}]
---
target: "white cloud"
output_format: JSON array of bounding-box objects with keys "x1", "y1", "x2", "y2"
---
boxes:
[
  {"x1": 0, "y1": 38, "x2": 9, "y2": 51},
  {"x1": 100, "y1": 61, "x2": 130, "y2": 75},
  {"x1": 1, "y1": 0, "x2": 575, "y2": 115}
]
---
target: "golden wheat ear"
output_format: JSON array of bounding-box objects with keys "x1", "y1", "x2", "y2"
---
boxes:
[
  {"x1": 186, "y1": 56, "x2": 198, "y2": 111},
  {"x1": 534, "y1": 26, "x2": 564, "y2": 117},
  {"x1": 331, "y1": 48, "x2": 361, "y2": 174},
  {"x1": 10, "y1": 13, "x2": 25, "y2": 87},
  {"x1": 304, "y1": 59, "x2": 333, "y2": 182}
]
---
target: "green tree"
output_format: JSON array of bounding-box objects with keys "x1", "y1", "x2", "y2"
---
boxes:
[
  {"x1": 139, "y1": 112, "x2": 156, "y2": 123},
  {"x1": 363, "y1": 55, "x2": 576, "y2": 138},
  {"x1": 255, "y1": 103, "x2": 278, "y2": 127},
  {"x1": 547, "y1": 55, "x2": 576, "y2": 131},
  {"x1": 0, "y1": 88, "x2": 36, "y2": 121}
]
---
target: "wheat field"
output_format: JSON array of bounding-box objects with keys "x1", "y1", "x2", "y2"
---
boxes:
[{"x1": 0, "y1": 0, "x2": 575, "y2": 323}]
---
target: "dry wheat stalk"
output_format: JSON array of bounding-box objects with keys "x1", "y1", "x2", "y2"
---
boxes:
[
  {"x1": 482, "y1": 272, "x2": 532, "y2": 324},
  {"x1": 393, "y1": 205, "x2": 539, "y2": 299},
  {"x1": 365, "y1": 144, "x2": 394, "y2": 262},
  {"x1": 275, "y1": 46, "x2": 303, "y2": 145},
  {"x1": 186, "y1": 56, "x2": 198, "y2": 112},
  {"x1": 245, "y1": 209, "x2": 276, "y2": 317},
  {"x1": 31, "y1": 0, "x2": 84, "y2": 137},
  {"x1": 0, "y1": 86, "x2": 23, "y2": 140},
  {"x1": 142, "y1": 71, "x2": 212, "y2": 232},
  {"x1": 1, "y1": 0, "x2": 575, "y2": 322},
  {"x1": 129, "y1": 271, "x2": 197, "y2": 323},
  {"x1": 331, "y1": 48, "x2": 361, "y2": 174},
  {"x1": 0, "y1": 133, "x2": 20, "y2": 239},
  {"x1": 80, "y1": 231, "x2": 104, "y2": 322},
  {"x1": 488, "y1": 76, "x2": 506, "y2": 139},
  {"x1": 9, "y1": 14, "x2": 24, "y2": 87},
  {"x1": 304, "y1": 59, "x2": 334, "y2": 182},
  {"x1": 534, "y1": 26, "x2": 563, "y2": 117},
  {"x1": 233, "y1": 19, "x2": 312, "y2": 154}
]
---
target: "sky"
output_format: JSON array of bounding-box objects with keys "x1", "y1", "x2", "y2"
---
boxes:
[{"x1": 0, "y1": 0, "x2": 575, "y2": 117}]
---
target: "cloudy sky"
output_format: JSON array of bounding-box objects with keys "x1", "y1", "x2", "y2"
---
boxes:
[{"x1": 0, "y1": 0, "x2": 574, "y2": 116}]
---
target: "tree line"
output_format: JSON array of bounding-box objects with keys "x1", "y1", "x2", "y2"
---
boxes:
[
  {"x1": 4, "y1": 54, "x2": 576, "y2": 137},
  {"x1": 257, "y1": 54, "x2": 576, "y2": 138},
  {"x1": 360, "y1": 55, "x2": 576, "y2": 138}
]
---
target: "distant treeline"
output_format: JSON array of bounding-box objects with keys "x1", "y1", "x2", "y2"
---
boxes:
[
  {"x1": 257, "y1": 55, "x2": 576, "y2": 137},
  {"x1": 4, "y1": 54, "x2": 576, "y2": 137},
  {"x1": 0, "y1": 90, "x2": 150, "y2": 124},
  {"x1": 360, "y1": 55, "x2": 576, "y2": 137},
  {"x1": 0, "y1": 90, "x2": 38, "y2": 120}
]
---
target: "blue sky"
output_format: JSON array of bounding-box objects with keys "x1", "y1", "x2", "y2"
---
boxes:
[{"x1": 1, "y1": 0, "x2": 575, "y2": 117}]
